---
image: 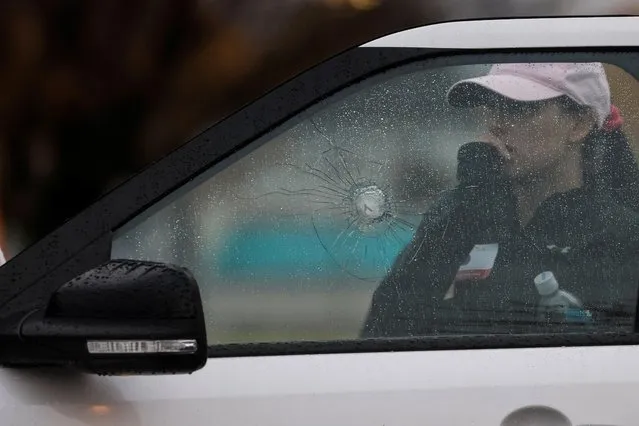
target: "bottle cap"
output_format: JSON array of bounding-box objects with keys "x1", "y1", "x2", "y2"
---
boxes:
[{"x1": 534, "y1": 271, "x2": 559, "y2": 296}]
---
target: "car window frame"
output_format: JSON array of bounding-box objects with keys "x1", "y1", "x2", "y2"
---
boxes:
[
  {"x1": 0, "y1": 46, "x2": 429, "y2": 305},
  {"x1": 3, "y1": 45, "x2": 639, "y2": 358}
]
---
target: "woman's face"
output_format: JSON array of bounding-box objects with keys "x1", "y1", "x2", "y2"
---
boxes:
[{"x1": 479, "y1": 98, "x2": 589, "y2": 182}]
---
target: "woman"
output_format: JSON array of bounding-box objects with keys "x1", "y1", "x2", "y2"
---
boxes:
[{"x1": 361, "y1": 62, "x2": 639, "y2": 338}]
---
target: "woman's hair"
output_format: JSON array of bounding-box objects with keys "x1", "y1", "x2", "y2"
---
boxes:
[{"x1": 557, "y1": 96, "x2": 639, "y2": 210}]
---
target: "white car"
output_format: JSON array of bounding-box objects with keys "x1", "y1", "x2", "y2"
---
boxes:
[{"x1": 1, "y1": 10, "x2": 639, "y2": 426}]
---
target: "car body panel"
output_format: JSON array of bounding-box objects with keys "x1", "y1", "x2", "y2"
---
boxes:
[
  {"x1": 1, "y1": 346, "x2": 637, "y2": 424},
  {"x1": 2, "y1": 14, "x2": 639, "y2": 426}
]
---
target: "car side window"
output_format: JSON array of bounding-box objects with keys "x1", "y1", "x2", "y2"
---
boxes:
[{"x1": 111, "y1": 60, "x2": 639, "y2": 345}]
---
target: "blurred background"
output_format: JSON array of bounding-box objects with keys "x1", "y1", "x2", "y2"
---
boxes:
[
  {"x1": 1, "y1": 0, "x2": 639, "y2": 344},
  {"x1": 1, "y1": 0, "x2": 639, "y2": 255}
]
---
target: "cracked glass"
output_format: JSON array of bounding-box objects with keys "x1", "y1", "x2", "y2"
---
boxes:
[{"x1": 111, "y1": 60, "x2": 639, "y2": 345}]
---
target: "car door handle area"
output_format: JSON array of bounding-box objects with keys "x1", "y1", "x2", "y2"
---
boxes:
[{"x1": 500, "y1": 405, "x2": 623, "y2": 426}]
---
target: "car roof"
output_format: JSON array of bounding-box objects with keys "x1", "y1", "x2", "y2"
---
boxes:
[{"x1": 362, "y1": 16, "x2": 639, "y2": 49}]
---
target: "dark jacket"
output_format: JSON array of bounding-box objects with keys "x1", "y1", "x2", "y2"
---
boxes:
[{"x1": 361, "y1": 185, "x2": 639, "y2": 338}]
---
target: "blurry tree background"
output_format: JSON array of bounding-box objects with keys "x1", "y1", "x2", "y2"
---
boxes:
[{"x1": 0, "y1": 0, "x2": 638, "y2": 257}]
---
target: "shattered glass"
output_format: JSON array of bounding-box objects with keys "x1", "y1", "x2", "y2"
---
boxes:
[
  {"x1": 109, "y1": 63, "x2": 507, "y2": 343},
  {"x1": 255, "y1": 118, "x2": 424, "y2": 280}
]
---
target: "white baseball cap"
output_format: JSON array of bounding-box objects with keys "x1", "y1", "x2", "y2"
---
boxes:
[{"x1": 447, "y1": 62, "x2": 611, "y2": 127}]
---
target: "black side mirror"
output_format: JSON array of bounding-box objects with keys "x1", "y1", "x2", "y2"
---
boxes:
[{"x1": 8, "y1": 259, "x2": 207, "y2": 375}]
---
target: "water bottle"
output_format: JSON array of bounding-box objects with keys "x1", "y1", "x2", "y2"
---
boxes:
[{"x1": 534, "y1": 271, "x2": 593, "y2": 326}]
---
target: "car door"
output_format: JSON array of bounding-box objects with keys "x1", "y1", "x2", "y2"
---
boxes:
[{"x1": 2, "y1": 14, "x2": 639, "y2": 426}]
